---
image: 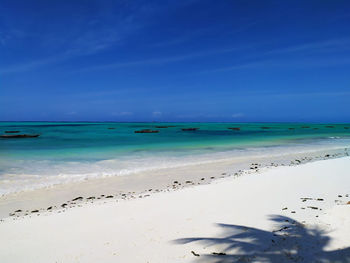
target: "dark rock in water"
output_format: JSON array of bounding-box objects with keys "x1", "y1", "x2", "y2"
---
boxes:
[
  {"x1": 301, "y1": 126, "x2": 310, "y2": 128},
  {"x1": 31, "y1": 210, "x2": 39, "y2": 213},
  {"x1": 288, "y1": 128, "x2": 295, "y2": 130},
  {"x1": 325, "y1": 125, "x2": 335, "y2": 128},
  {"x1": 134, "y1": 129, "x2": 159, "y2": 133},
  {"x1": 155, "y1": 126, "x2": 170, "y2": 128},
  {"x1": 0, "y1": 134, "x2": 40, "y2": 138},
  {"x1": 181, "y1": 128, "x2": 199, "y2": 131},
  {"x1": 107, "y1": 127, "x2": 116, "y2": 129},
  {"x1": 228, "y1": 127, "x2": 240, "y2": 131},
  {"x1": 72, "y1": 196, "x2": 83, "y2": 201},
  {"x1": 5, "y1": 130, "x2": 20, "y2": 133},
  {"x1": 260, "y1": 127, "x2": 270, "y2": 129},
  {"x1": 345, "y1": 127, "x2": 350, "y2": 129}
]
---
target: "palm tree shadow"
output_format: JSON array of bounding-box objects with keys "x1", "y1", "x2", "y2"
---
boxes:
[{"x1": 174, "y1": 215, "x2": 350, "y2": 262}]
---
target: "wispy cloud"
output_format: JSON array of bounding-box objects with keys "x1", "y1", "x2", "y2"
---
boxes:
[
  {"x1": 75, "y1": 45, "x2": 252, "y2": 73},
  {"x1": 203, "y1": 37, "x2": 350, "y2": 73},
  {"x1": 0, "y1": 2, "x2": 160, "y2": 75},
  {"x1": 266, "y1": 37, "x2": 350, "y2": 55}
]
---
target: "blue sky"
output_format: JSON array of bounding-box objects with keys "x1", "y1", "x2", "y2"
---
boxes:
[{"x1": 0, "y1": 0, "x2": 350, "y2": 122}]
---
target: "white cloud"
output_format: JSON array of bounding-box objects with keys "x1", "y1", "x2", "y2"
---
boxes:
[
  {"x1": 231, "y1": 113, "x2": 244, "y2": 118},
  {"x1": 152, "y1": 111, "x2": 162, "y2": 117},
  {"x1": 112, "y1": 111, "x2": 133, "y2": 116}
]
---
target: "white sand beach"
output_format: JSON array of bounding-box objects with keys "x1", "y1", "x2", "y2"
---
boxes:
[{"x1": 0, "y1": 156, "x2": 350, "y2": 262}]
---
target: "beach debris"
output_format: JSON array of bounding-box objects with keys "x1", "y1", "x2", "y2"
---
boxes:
[
  {"x1": 300, "y1": 197, "x2": 313, "y2": 202},
  {"x1": 291, "y1": 211, "x2": 296, "y2": 213},
  {"x1": 181, "y1": 127, "x2": 199, "y2": 131},
  {"x1": 134, "y1": 129, "x2": 159, "y2": 133},
  {"x1": 61, "y1": 203, "x2": 67, "y2": 208},
  {"x1": 0, "y1": 134, "x2": 40, "y2": 138},
  {"x1": 185, "y1": 181, "x2": 192, "y2": 184},
  {"x1": 212, "y1": 252, "x2": 226, "y2": 256},
  {"x1": 210, "y1": 176, "x2": 215, "y2": 179},
  {"x1": 47, "y1": 206, "x2": 52, "y2": 210},
  {"x1": 282, "y1": 207, "x2": 288, "y2": 210},
  {"x1": 31, "y1": 210, "x2": 39, "y2": 213},
  {"x1": 273, "y1": 226, "x2": 289, "y2": 233},
  {"x1": 72, "y1": 196, "x2": 83, "y2": 201},
  {"x1": 15, "y1": 209, "x2": 22, "y2": 213},
  {"x1": 173, "y1": 181, "x2": 179, "y2": 184},
  {"x1": 307, "y1": 206, "x2": 319, "y2": 210},
  {"x1": 301, "y1": 126, "x2": 310, "y2": 128},
  {"x1": 338, "y1": 195, "x2": 343, "y2": 198},
  {"x1": 228, "y1": 127, "x2": 240, "y2": 130},
  {"x1": 316, "y1": 198, "x2": 324, "y2": 201},
  {"x1": 347, "y1": 201, "x2": 350, "y2": 205},
  {"x1": 5, "y1": 130, "x2": 20, "y2": 133},
  {"x1": 106, "y1": 195, "x2": 113, "y2": 198},
  {"x1": 260, "y1": 127, "x2": 270, "y2": 129},
  {"x1": 87, "y1": 196, "x2": 95, "y2": 200},
  {"x1": 325, "y1": 125, "x2": 335, "y2": 128},
  {"x1": 191, "y1": 251, "x2": 200, "y2": 257},
  {"x1": 201, "y1": 178, "x2": 205, "y2": 180}
]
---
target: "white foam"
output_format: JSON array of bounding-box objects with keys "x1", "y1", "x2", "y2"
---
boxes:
[{"x1": 1, "y1": 138, "x2": 349, "y2": 195}]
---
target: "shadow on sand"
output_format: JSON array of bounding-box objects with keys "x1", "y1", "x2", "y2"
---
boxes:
[{"x1": 175, "y1": 215, "x2": 350, "y2": 262}]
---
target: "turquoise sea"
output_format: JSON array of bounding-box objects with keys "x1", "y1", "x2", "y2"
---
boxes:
[{"x1": 1, "y1": 122, "x2": 350, "y2": 194}]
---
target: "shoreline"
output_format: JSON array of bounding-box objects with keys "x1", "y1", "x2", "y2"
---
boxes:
[
  {"x1": 0, "y1": 154, "x2": 350, "y2": 262},
  {"x1": 1, "y1": 146, "x2": 349, "y2": 220}
]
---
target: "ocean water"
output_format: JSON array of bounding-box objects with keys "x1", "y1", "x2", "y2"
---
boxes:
[{"x1": 1, "y1": 122, "x2": 350, "y2": 195}]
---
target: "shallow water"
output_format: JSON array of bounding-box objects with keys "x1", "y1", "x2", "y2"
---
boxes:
[{"x1": 1, "y1": 122, "x2": 350, "y2": 194}]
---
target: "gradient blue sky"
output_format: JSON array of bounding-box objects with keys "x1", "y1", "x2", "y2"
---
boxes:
[{"x1": 1, "y1": 0, "x2": 350, "y2": 122}]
